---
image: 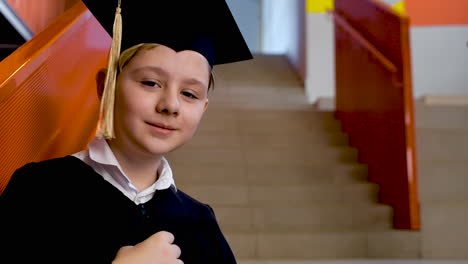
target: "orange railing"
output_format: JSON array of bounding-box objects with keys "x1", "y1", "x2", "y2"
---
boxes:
[
  {"x1": 0, "y1": 1, "x2": 110, "y2": 194},
  {"x1": 333, "y1": 0, "x2": 419, "y2": 229}
]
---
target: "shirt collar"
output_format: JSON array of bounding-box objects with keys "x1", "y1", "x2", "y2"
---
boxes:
[{"x1": 86, "y1": 136, "x2": 176, "y2": 192}]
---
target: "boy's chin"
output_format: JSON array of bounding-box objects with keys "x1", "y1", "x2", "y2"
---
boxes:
[
  {"x1": 163, "y1": 142, "x2": 188, "y2": 154},
  {"x1": 146, "y1": 141, "x2": 187, "y2": 156}
]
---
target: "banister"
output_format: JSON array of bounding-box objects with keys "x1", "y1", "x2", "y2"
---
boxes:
[
  {"x1": 333, "y1": 0, "x2": 419, "y2": 230},
  {"x1": 331, "y1": 10, "x2": 398, "y2": 75},
  {"x1": 0, "y1": 1, "x2": 89, "y2": 89},
  {"x1": 0, "y1": 1, "x2": 110, "y2": 194}
]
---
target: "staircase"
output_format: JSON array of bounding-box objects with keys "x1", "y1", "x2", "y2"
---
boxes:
[
  {"x1": 166, "y1": 54, "x2": 422, "y2": 260},
  {"x1": 414, "y1": 101, "x2": 468, "y2": 259}
]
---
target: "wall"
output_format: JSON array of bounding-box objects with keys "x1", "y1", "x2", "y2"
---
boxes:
[
  {"x1": 286, "y1": 0, "x2": 306, "y2": 81},
  {"x1": 304, "y1": 0, "x2": 335, "y2": 103},
  {"x1": 410, "y1": 26, "x2": 468, "y2": 97},
  {"x1": 306, "y1": 0, "x2": 468, "y2": 106},
  {"x1": 225, "y1": 0, "x2": 261, "y2": 53},
  {"x1": 406, "y1": 0, "x2": 468, "y2": 26},
  {"x1": 405, "y1": 0, "x2": 468, "y2": 97},
  {"x1": 262, "y1": 0, "x2": 306, "y2": 81}
]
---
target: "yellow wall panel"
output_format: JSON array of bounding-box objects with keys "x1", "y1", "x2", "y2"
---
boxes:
[
  {"x1": 306, "y1": 0, "x2": 334, "y2": 13},
  {"x1": 392, "y1": 1, "x2": 406, "y2": 15}
]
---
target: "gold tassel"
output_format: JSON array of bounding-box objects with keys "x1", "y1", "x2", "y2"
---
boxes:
[{"x1": 96, "y1": 1, "x2": 122, "y2": 139}]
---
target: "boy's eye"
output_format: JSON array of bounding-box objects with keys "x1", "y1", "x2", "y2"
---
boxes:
[
  {"x1": 182, "y1": 91, "x2": 198, "y2": 99},
  {"x1": 141, "y1": 81, "x2": 160, "y2": 87}
]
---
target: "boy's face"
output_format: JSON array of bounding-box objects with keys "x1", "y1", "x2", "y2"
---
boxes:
[{"x1": 112, "y1": 45, "x2": 210, "y2": 157}]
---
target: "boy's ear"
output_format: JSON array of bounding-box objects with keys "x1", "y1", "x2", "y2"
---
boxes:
[
  {"x1": 95, "y1": 68, "x2": 107, "y2": 100},
  {"x1": 203, "y1": 99, "x2": 209, "y2": 112}
]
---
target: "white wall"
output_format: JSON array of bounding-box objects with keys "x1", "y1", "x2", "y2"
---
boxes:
[
  {"x1": 410, "y1": 25, "x2": 468, "y2": 97},
  {"x1": 261, "y1": 0, "x2": 292, "y2": 54},
  {"x1": 305, "y1": 12, "x2": 335, "y2": 103},
  {"x1": 286, "y1": 0, "x2": 306, "y2": 81},
  {"x1": 225, "y1": 0, "x2": 261, "y2": 53},
  {"x1": 262, "y1": 0, "x2": 306, "y2": 81},
  {"x1": 379, "y1": 0, "x2": 401, "y2": 6}
]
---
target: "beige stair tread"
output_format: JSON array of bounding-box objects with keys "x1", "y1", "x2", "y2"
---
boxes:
[
  {"x1": 224, "y1": 230, "x2": 420, "y2": 259},
  {"x1": 419, "y1": 161, "x2": 468, "y2": 202},
  {"x1": 243, "y1": 147, "x2": 358, "y2": 165},
  {"x1": 167, "y1": 146, "x2": 359, "y2": 165},
  {"x1": 178, "y1": 183, "x2": 379, "y2": 206},
  {"x1": 213, "y1": 204, "x2": 392, "y2": 232},
  {"x1": 171, "y1": 163, "x2": 368, "y2": 185},
  {"x1": 416, "y1": 128, "x2": 468, "y2": 161},
  {"x1": 237, "y1": 120, "x2": 341, "y2": 133},
  {"x1": 186, "y1": 131, "x2": 349, "y2": 148},
  {"x1": 415, "y1": 103, "x2": 468, "y2": 129},
  {"x1": 201, "y1": 108, "x2": 334, "y2": 120}
]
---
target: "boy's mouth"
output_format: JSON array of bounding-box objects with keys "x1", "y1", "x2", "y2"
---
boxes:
[{"x1": 146, "y1": 121, "x2": 177, "y2": 131}]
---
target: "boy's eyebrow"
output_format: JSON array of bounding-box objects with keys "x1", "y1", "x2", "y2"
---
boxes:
[
  {"x1": 134, "y1": 66, "x2": 208, "y2": 88},
  {"x1": 182, "y1": 78, "x2": 207, "y2": 88},
  {"x1": 132, "y1": 66, "x2": 169, "y2": 77}
]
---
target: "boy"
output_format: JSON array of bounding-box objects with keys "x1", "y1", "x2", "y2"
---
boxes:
[{"x1": 0, "y1": 0, "x2": 252, "y2": 263}]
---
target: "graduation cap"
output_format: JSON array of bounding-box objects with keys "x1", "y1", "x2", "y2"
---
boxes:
[
  {"x1": 81, "y1": 0, "x2": 252, "y2": 139},
  {"x1": 81, "y1": 0, "x2": 253, "y2": 67}
]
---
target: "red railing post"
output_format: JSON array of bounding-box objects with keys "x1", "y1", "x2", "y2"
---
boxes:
[{"x1": 333, "y1": 0, "x2": 420, "y2": 230}]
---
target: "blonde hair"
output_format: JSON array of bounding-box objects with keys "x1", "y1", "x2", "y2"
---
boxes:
[{"x1": 96, "y1": 43, "x2": 215, "y2": 139}]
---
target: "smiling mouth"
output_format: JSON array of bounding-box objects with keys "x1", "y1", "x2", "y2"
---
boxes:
[
  {"x1": 146, "y1": 121, "x2": 177, "y2": 135},
  {"x1": 146, "y1": 121, "x2": 176, "y2": 130}
]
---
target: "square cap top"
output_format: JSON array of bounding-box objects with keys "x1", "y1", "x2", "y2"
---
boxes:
[{"x1": 81, "y1": 0, "x2": 253, "y2": 67}]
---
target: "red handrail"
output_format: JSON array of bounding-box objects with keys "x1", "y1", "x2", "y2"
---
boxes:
[
  {"x1": 333, "y1": 0, "x2": 419, "y2": 230},
  {"x1": 331, "y1": 12, "x2": 397, "y2": 74}
]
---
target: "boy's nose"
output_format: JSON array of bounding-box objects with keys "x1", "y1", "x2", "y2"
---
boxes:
[{"x1": 156, "y1": 90, "x2": 180, "y2": 116}]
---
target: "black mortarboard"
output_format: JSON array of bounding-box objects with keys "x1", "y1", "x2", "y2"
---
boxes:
[{"x1": 81, "y1": 0, "x2": 253, "y2": 67}]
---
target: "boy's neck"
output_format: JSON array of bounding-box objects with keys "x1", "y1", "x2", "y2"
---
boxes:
[{"x1": 106, "y1": 138, "x2": 163, "y2": 192}]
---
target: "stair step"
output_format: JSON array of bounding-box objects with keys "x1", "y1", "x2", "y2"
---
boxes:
[
  {"x1": 416, "y1": 128, "x2": 468, "y2": 161},
  {"x1": 208, "y1": 97, "x2": 312, "y2": 110},
  {"x1": 171, "y1": 163, "x2": 368, "y2": 185},
  {"x1": 243, "y1": 147, "x2": 358, "y2": 165},
  {"x1": 212, "y1": 204, "x2": 392, "y2": 232},
  {"x1": 248, "y1": 184, "x2": 379, "y2": 205},
  {"x1": 420, "y1": 203, "x2": 468, "y2": 259},
  {"x1": 237, "y1": 118, "x2": 341, "y2": 133},
  {"x1": 202, "y1": 109, "x2": 335, "y2": 120},
  {"x1": 167, "y1": 146, "x2": 244, "y2": 165},
  {"x1": 178, "y1": 184, "x2": 379, "y2": 206},
  {"x1": 225, "y1": 230, "x2": 420, "y2": 259},
  {"x1": 246, "y1": 164, "x2": 368, "y2": 185},
  {"x1": 167, "y1": 146, "x2": 358, "y2": 166},
  {"x1": 415, "y1": 104, "x2": 468, "y2": 129},
  {"x1": 419, "y1": 161, "x2": 468, "y2": 202},
  {"x1": 200, "y1": 109, "x2": 341, "y2": 131},
  {"x1": 186, "y1": 131, "x2": 349, "y2": 148}
]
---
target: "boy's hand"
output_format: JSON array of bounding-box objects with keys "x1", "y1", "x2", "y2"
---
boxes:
[{"x1": 113, "y1": 231, "x2": 183, "y2": 264}]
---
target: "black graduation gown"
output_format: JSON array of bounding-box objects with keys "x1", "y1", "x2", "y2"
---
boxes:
[{"x1": 0, "y1": 155, "x2": 236, "y2": 264}]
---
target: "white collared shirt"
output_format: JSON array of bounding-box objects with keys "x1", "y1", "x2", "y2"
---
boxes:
[{"x1": 72, "y1": 136, "x2": 176, "y2": 205}]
